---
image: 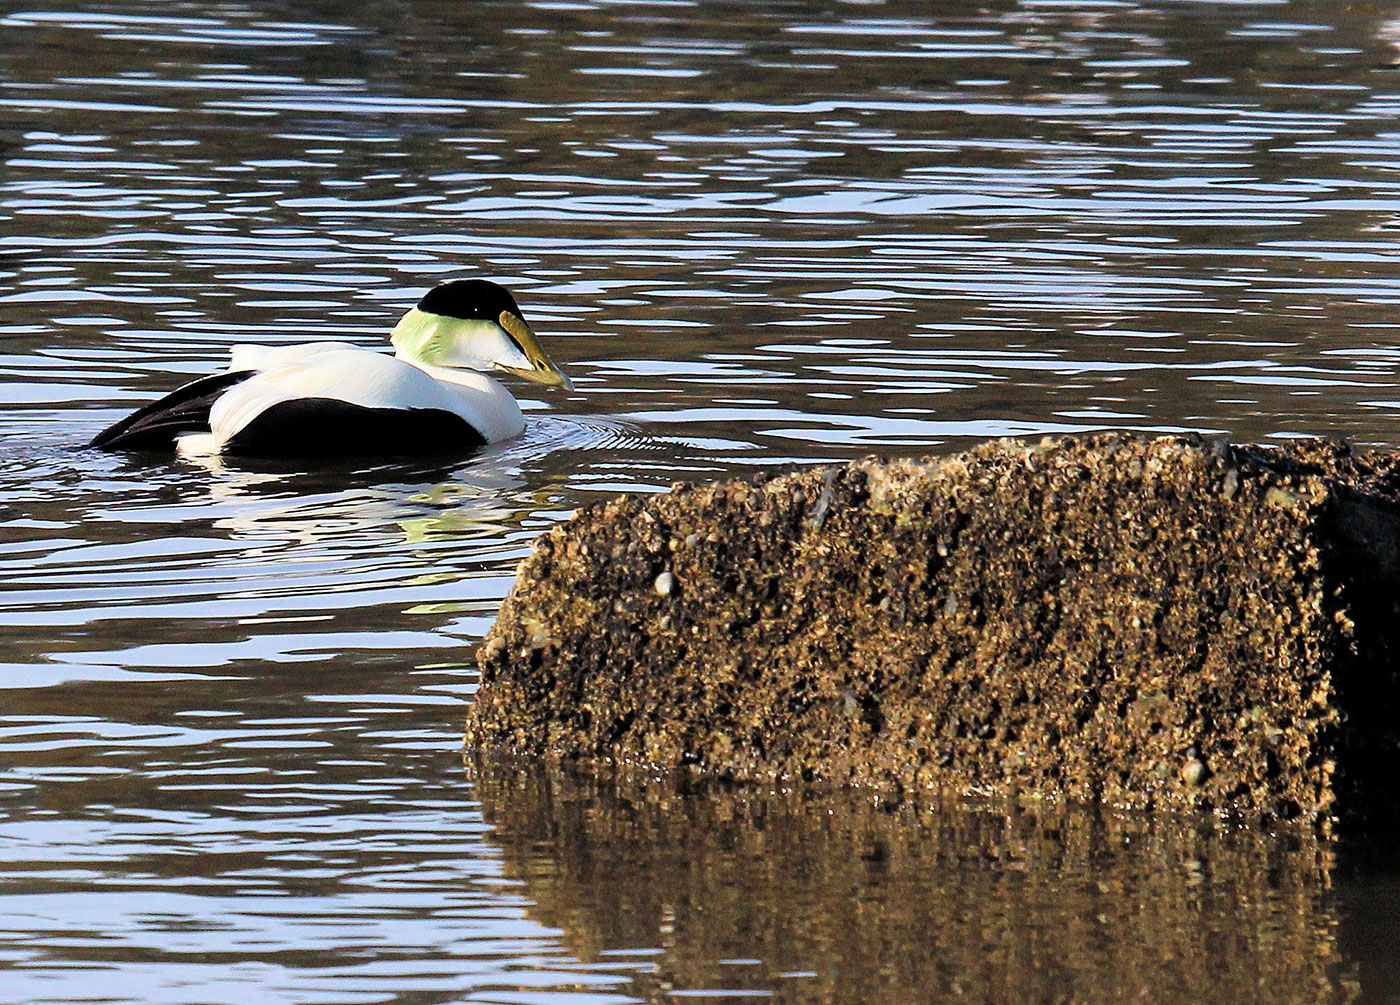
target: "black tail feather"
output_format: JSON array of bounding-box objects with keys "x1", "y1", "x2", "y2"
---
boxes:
[{"x1": 89, "y1": 370, "x2": 255, "y2": 451}]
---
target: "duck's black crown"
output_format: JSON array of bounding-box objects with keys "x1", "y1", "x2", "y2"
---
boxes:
[{"x1": 417, "y1": 279, "x2": 523, "y2": 322}]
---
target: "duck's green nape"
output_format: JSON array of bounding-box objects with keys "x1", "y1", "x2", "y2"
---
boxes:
[
  {"x1": 390, "y1": 303, "x2": 573, "y2": 389},
  {"x1": 391, "y1": 307, "x2": 523, "y2": 370},
  {"x1": 389, "y1": 307, "x2": 455, "y2": 367}
]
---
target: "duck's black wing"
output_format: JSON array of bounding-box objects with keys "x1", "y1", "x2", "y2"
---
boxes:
[{"x1": 89, "y1": 370, "x2": 256, "y2": 451}]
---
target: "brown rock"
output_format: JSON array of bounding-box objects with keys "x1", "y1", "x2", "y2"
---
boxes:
[{"x1": 465, "y1": 434, "x2": 1400, "y2": 828}]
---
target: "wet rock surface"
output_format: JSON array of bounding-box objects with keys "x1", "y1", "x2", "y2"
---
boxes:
[{"x1": 466, "y1": 434, "x2": 1400, "y2": 828}]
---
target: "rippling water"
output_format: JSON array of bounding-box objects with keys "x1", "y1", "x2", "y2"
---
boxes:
[{"x1": 4, "y1": 0, "x2": 1400, "y2": 1001}]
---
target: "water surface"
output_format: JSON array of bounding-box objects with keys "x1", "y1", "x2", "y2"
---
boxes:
[{"x1": 3, "y1": 0, "x2": 1400, "y2": 1001}]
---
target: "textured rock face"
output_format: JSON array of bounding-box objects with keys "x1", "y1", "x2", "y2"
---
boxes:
[{"x1": 466, "y1": 434, "x2": 1400, "y2": 827}]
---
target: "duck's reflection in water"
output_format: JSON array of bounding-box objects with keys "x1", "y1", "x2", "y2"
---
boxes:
[
  {"x1": 472, "y1": 762, "x2": 1355, "y2": 1004},
  {"x1": 170, "y1": 415, "x2": 649, "y2": 547}
]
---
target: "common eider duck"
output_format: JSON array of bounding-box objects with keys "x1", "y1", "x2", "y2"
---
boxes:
[{"x1": 89, "y1": 279, "x2": 572, "y2": 458}]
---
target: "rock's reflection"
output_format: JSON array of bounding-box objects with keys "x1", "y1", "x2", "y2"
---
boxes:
[{"x1": 474, "y1": 763, "x2": 1357, "y2": 1004}]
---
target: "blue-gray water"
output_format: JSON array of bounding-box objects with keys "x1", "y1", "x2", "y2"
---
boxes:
[{"x1": 3, "y1": 1, "x2": 1400, "y2": 1001}]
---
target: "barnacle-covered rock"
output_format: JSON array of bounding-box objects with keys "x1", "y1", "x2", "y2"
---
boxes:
[{"x1": 466, "y1": 434, "x2": 1400, "y2": 828}]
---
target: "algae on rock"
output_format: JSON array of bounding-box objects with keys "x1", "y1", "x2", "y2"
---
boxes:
[{"x1": 466, "y1": 434, "x2": 1400, "y2": 827}]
